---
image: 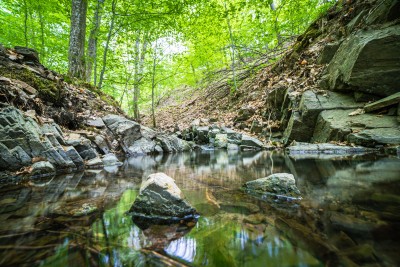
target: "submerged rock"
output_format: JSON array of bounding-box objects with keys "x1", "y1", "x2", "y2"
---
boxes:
[
  {"x1": 287, "y1": 142, "x2": 374, "y2": 159},
  {"x1": 102, "y1": 153, "x2": 122, "y2": 166},
  {"x1": 31, "y1": 161, "x2": 55, "y2": 177},
  {"x1": 243, "y1": 173, "x2": 301, "y2": 198},
  {"x1": 130, "y1": 173, "x2": 197, "y2": 224}
]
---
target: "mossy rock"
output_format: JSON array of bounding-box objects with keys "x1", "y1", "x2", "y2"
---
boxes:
[{"x1": 0, "y1": 66, "x2": 63, "y2": 103}]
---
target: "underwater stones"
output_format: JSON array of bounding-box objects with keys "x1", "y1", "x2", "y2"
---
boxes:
[
  {"x1": 102, "y1": 153, "x2": 121, "y2": 166},
  {"x1": 31, "y1": 161, "x2": 55, "y2": 177},
  {"x1": 130, "y1": 173, "x2": 197, "y2": 223},
  {"x1": 243, "y1": 173, "x2": 301, "y2": 198},
  {"x1": 287, "y1": 142, "x2": 373, "y2": 159}
]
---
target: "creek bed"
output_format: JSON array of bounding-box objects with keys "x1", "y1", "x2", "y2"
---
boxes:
[{"x1": 0, "y1": 150, "x2": 399, "y2": 266}]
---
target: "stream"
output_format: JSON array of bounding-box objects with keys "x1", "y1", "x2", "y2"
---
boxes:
[{"x1": 0, "y1": 150, "x2": 399, "y2": 266}]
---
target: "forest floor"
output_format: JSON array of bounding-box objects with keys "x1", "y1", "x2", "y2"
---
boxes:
[{"x1": 142, "y1": 1, "x2": 361, "y2": 142}]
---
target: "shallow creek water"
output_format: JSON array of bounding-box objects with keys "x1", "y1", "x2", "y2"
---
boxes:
[{"x1": 0, "y1": 150, "x2": 399, "y2": 266}]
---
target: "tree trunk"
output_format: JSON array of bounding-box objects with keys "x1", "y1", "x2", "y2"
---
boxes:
[
  {"x1": 224, "y1": 1, "x2": 237, "y2": 92},
  {"x1": 38, "y1": 5, "x2": 45, "y2": 61},
  {"x1": 86, "y1": 0, "x2": 104, "y2": 84},
  {"x1": 68, "y1": 0, "x2": 88, "y2": 79},
  {"x1": 132, "y1": 33, "x2": 140, "y2": 120},
  {"x1": 133, "y1": 32, "x2": 148, "y2": 121},
  {"x1": 151, "y1": 40, "x2": 158, "y2": 128},
  {"x1": 23, "y1": 0, "x2": 28, "y2": 47},
  {"x1": 98, "y1": 0, "x2": 116, "y2": 90}
]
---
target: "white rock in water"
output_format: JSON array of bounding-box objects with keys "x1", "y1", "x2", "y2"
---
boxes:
[{"x1": 130, "y1": 173, "x2": 197, "y2": 221}]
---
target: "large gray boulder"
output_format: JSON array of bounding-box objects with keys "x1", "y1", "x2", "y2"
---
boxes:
[
  {"x1": 243, "y1": 173, "x2": 301, "y2": 198},
  {"x1": 321, "y1": 24, "x2": 400, "y2": 96},
  {"x1": 102, "y1": 114, "x2": 142, "y2": 152},
  {"x1": 241, "y1": 134, "x2": 265, "y2": 150},
  {"x1": 130, "y1": 173, "x2": 197, "y2": 223},
  {"x1": 283, "y1": 90, "x2": 365, "y2": 144},
  {"x1": 157, "y1": 134, "x2": 191, "y2": 152}
]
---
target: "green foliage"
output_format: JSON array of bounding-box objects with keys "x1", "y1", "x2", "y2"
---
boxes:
[{"x1": 0, "y1": 0, "x2": 335, "y2": 117}]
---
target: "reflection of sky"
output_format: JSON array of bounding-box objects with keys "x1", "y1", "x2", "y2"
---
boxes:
[
  {"x1": 165, "y1": 237, "x2": 197, "y2": 263},
  {"x1": 127, "y1": 226, "x2": 142, "y2": 250}
]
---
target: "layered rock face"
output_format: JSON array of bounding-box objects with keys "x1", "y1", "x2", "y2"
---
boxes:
[
  {"x1": 0, "y1": 106, "x2": 82, "y2": 172},
  {"x1": 0, "y1": 106, "x2": 193, "y2": 174}
]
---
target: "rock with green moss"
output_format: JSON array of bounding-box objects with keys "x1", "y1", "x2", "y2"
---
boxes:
[{"x1": 243, "y1": 173, "x2": 301, "y2": 198}]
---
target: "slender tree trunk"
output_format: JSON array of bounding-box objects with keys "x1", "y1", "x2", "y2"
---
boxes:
[
  {"x1": 23, "y1": 0, "x2": 28, "y2": 47},
  {"x1": 86, "y1": 0, "x2": 104, "y2": 84},
  {"x1": 38, "y1": 5, "x2": 45, "y2": 61},
  {"x1": 151, "y1": 40, "x2": 158, "y2": 128},
  {"x1": 98, "y1": 0, "x2": 116, "y2": 89},
  {"x1": 190, "y1": 62, "x2": 198, "y2": 83},
  {"x1": 224, "y1": 1, "x2": 237, "y2": 92},
  {"x1": 132, "y1": 32, "x2": 140, "y2": 120},
  {"x1": 133, "y1": 32, "x2": 148, "y2": 121},
  {"x1": 68, "y1": 0, "x2": 88, "y2": 79}
]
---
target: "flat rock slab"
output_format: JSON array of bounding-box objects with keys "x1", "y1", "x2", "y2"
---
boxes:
[
  {"x1": 287, "y1": 142, "x2": 374, "y2": 155},
  {"x1": 364, "y1": 92, "x2": 400, "y2": 112},
  {"x1": 130, "y1": 173, "x2": 197, "y2": 223},
  {"x1": 299, "y1": 90, "x2": 365, "y2": 127},
  {"x1": 312, "y1": 109, "x2": 399, "y2": 144},
  {"x1": 85, "y1": 117, "x2": 105, "y2": 128},
  {"x1": 348, "y1": 128, "x2": 400, "y2": 146}
]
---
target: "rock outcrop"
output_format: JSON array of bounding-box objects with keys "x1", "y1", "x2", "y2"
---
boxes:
[
  {"x1": 130, "y1": 173, "x2": 197, "y2": 224},
  {"x1": 103, "y1": 114, "x2": 191, "y2": 156},
  {"x1": 264, "y1": 0, "x2": 400, "y2": 149},
  {"x1": 0, "y1": 106, "x2": 79, "y2": 172}
]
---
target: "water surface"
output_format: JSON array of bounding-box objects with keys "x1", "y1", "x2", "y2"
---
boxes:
[{"x1": 0, "y1": 150, "x2": 399, "y2": 266}]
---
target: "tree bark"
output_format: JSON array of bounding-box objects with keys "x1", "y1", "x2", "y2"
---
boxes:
[
  {"x1": 68, "y1": 0, "x2": 88, "y2": 79},
  {"x1": 132, "y1": 32, "x2": 140, "y2": 119},
  {"x1": 86, "y1": 0, "x2": 104, "y2": 84},
  {"x1": 224, "y1": 1, "x2": 237, "y2": 92},
  {"x1": 133, "y1": 32, "x2": 148, "y2": 121},
  {"x1": 151, "y1": 40, "x2": 158, "y2": 128},
  {"x1": 98, "y1": 0, "x2": 116, "y2": 90},
  {"x1": 23, "y1": 0, "x2": 28, "y2": 47},
  {"x1": 38, "y1": 5, "x2": 45, "y2": 61}
]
